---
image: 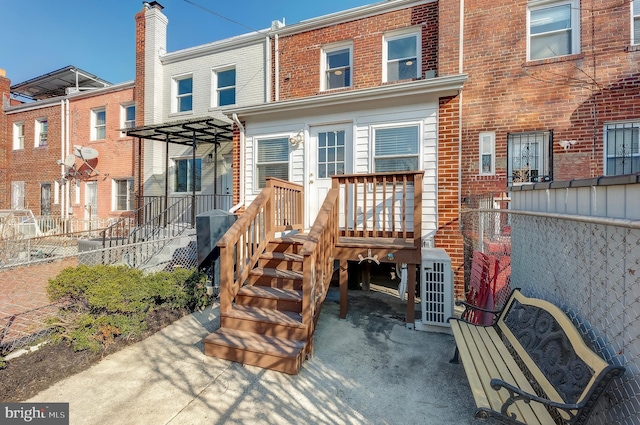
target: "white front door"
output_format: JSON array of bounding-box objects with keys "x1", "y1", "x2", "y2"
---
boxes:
[
  {"x1": 307, "y1": 124, "x2": 352, "y2": 227},
  {"x1": 84, "y1": 181, "x2": 98, "y2": 230}
]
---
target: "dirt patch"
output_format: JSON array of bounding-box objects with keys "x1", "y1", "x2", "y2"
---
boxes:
[{"x1": 0, "y1": 307, "x2": 190, "y2": 402}]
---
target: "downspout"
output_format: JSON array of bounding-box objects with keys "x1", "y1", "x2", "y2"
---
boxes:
[
  {"x1": 60, "y1": 100, "x2": 65, "y2": 220},
  {"x1": 65, "y1": 99, "x2": 70, "y2": 220},
  {"x1": 229, "y1": 113, "x2": 245, "y2": 213},
  {"x1": 458, "y1": 0, "x2": 465, "y2": 213},
  {"x1": 274, "y1": 33, "x2": 280, "y2": 101}
]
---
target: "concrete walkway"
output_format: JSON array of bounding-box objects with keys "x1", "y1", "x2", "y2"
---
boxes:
[{"x1": 29, "y1": 288, "x2": 479, "y2": 424}]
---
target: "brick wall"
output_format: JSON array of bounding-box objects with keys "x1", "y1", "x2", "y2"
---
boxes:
[
  {"x1": 274, "y1": 2, "x2": 439, "y2": 100},
  {"x1": 68, "y1": 87, "x2": 136, "y2": 219},
  {"x1": 457, "y1": 0, "x2": 640, "y2": 198},
  {"x1": 435, "y1": 95, "x2": 464, "y2": 295},
  {"x1": 5, "y1": 104, "x2": 62, "y2": 215},
  {"x1": 0, "y1": 72, "x2": 10, "y2": 208}
]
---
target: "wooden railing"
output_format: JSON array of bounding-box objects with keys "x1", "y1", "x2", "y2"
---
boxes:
[
  {"x1": 300, "y1": 188, "x2": 339, "y2": 345},
  {"x1": 217, "y1": 178, "x2": 304, "y2": 314},
  {"x1": 331, "y1": 171, "x2": 423, "y2": 245}
]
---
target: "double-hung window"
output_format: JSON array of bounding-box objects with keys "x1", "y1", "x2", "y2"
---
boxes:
[
  {"x1": 528, "y1": 0, "x2": 579, "y2": 60},
  {"x1": 92, "y1": 108, "x2": 106, "y2": 140},
  {"x1": 605, "y1": 122, "x2": 640, "y2": 175},
  {"x1": 214, "y1": 68, "x2": 236, "y2": 107},
  {"x1": 174, "y1": 158, "x2": 201, "y2": 192},
  {"x1": 122, "y1": 104, "x2": 135, "y2": 130},
  {"x1": 479, "y1": 132, "x2": 495, "y2": 175},
  {"x1": 322, "y1": 44, "x2": 352, "y2": 90},
  {"x1": 35, "y1": 119, "x2": 48, "y2": 147},
  {"x1": 384, "y1": 31, "x2": 420, "y2": 82},
  {"x1": 256, "y1": 137, "x2": 289, "y2": 189},
  {"x1": 113, "y1": 178, "x2": 135, "y2": 211},
  {"x1": 373, "y1": 125, "x2": 420, "y2": 172},
  {"x1": 174, "y1": 75, "x2": 193, "y2": 113},
  {"x1": 507, "y1": 131, "x2": 552, "y2": 184},
  {"x1": 13, "y1": 122, "x2": 24, "y2": 150},
  {"x1": 633, "y1": 1, "x2": 640, "y2": 45}
]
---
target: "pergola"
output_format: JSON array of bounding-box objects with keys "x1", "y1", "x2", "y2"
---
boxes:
[{"x1": 126, "y1": 116, "x2": 234, "y2": 226}]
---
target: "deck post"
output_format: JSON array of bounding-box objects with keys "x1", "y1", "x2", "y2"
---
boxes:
[
  {"x1": 406, "y1": 263, "x2": 416, "y2": 328},
  {"x1": 339, "y1": 259, "x2": 348, "y2": 319}
]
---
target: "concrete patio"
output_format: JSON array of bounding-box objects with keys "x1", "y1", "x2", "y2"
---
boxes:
[{"x1": 28, "y1": 287, "x2": 479, "y2": 424}]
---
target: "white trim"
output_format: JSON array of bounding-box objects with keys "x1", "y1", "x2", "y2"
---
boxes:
[
  {"x1": 91, "y1": 107, "x2": 106, "y2": 141},
  {"x1": 120, "y1": 102, "x2": 136, "y2": 135},
  {"x1": 12, "y1": 121, "x2": 24, "y2": 150},
  {"x1": 632, "y1": 0, "x2": 640, "y2": 45},
  {"x1": 253, "y1": 134, "x2": 291, "y2": 193},
  {"x1": 370, "y1": 121, "x2": 423, "y2": 173},
  {"x1": 171, "y1": 73, "x2": 193, "y2": 114},
  {"x1": 211, "y1": 65, "x2": 237, "y2": 108},
  {"x1": 479, "y1": 131, "x2": 496, "y2": 175},
  {"x1": 321, "y1": 41, "x2": 353, "y2": 91}
]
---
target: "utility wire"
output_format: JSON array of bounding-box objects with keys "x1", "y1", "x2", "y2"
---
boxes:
[{"x1": 181, "y1": 0, "x2": 272, "y2": 37}]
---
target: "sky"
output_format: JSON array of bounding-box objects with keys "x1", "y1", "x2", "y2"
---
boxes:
[{"x1": 1, "y1": 0, "x2": 379, "y2": 87}]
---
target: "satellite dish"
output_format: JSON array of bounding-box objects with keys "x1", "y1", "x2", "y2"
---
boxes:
[
  {"x1": 64, "y1": 154, "x2": 76, "y2": 167},
  {"x1": 74, "y1": 146, "x2": 99, "y2": 160}
]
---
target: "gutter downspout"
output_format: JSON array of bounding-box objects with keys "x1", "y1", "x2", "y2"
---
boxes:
[
  {"x1": 65, "y1": 99, "x2": 70, "y2": 220},
  {"x1": 229, "y1": 113, "x2": 245, "y2": 213},
  {"x1": 60, "y1": 99, "x2": 65, "y2": 220},
  {"x1": 274, "y1": 33, "x2": 279, "y2": 101},
  {"x1": 458, "y1": 0, "x2": 464, "y2": 218}
]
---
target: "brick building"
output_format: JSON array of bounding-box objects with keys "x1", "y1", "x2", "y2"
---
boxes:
[
  {"x1": 0, "y1": 66, "x2": 136, "y2": 229},
  {"x1": 455, "y1": 0, "x2": 640, "y2": 202}
]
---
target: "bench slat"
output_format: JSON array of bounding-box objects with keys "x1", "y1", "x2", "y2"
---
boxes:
[{"x1": 451, "y1": 320, "x2": 555, "y2": 424}]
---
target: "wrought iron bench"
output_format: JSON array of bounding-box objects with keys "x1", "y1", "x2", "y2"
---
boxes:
[{"x1": 449, "y1": 288, "x2": 625, "y2": 424}]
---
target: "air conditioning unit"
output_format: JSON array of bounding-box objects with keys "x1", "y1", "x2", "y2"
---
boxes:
[{"x1": 415, "y1": 248, "x2": 453, "y2": 333}]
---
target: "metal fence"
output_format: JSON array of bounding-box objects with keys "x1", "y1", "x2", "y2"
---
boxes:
[
  {"x1": 0, "y1": 234, "x2": 198, "y2": 356},
  {"x1": 461, "y1": 208, "x2": 640, "y2": 425}
]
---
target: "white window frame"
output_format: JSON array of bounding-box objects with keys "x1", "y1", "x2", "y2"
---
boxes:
[
  {"x1": 507, "y1": 131, "x2": 552, "y2": 185},
  {"x1": 371, "y1": 123, "x2": 422, "y2": 173},
  {"x1": 212, "y1": 66, "x2": 236, "y2": 107},
  {"x1": 11, "y1": 181, "x2": 25, "y2": 210},
  {"x1": 383, "y1": 28, "x2": 421, "y2": 83},
  {"x1": 13, "y1": 122, "x2": 24, "y2": 150},
  {"x1": 91, "y1": 107, "x2": 106, "y2": 140},
  {"x1": 632, "y1": 0, "x2": 640, "y2": 45},
  {"x1": 254, "y1": 136, "x2": 290, "y2": 191},
  {"x1": 604, "y1": 122, "x2": 640, "y2": 176},
  {"x1": 35, "y1": 118, "x2": 48, "y2": 147},
  {"x1": 172, "y1": 157, "x2": 202, "y2": 193},
  {"x1": 527, "y1": 0, "x2": 580, "y2": 61},
  {"x1": 172, "y1": 74, "x2": 193, "y2": 114},
  {"x1": 320, "y1": 42, "x2": 353, "y2": 91},
  {"x1": 121, "y1": 103, "x2": 135, "y2": 135},
  {"x1": 479, "y1": 132, "x2": 496, "y2": 175},
  {"x1": 112, "y1": 178, "x2": 135, "y2": 211}
]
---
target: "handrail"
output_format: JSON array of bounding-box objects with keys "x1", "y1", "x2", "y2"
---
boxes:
[
  {"x1": 217, "y1": 178, "x2": 303, "y2": 314},
  {"x1": 300, "y1": 188, "x2": 339, "y2": 338}
]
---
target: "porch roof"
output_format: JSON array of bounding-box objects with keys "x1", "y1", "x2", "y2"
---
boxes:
[{"x1": 125, "y1": 116, "x2": 234, "y2": 145}]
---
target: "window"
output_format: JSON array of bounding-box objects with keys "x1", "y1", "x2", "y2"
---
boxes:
[
  {"x1": 11, "y1": 181, "x2": 25, "y2": 210},
  {"x1": 633, "y1": 1, "x2": 640, "y2": 45},
  {"x1": 174, "y1": 158, "x2": 201, "y2": 192},
  {"x1": 605, "y1": 123, "x2": 640, "y2": 175},
  {"x1": 373, "y1": 125, "x2": 420, "y2": 172},
  {"x1": 317, "y1": 130, "x2": 345, "y2": 178},
  {"x1": 214, "y1": 68, "x2": 236, "y2": 107},
  {"x1": 256, "y1": 137, "x2": 289, "y2": 188},
  {"x1": 479, "y1": 132, "x2": 495, "y2": 175},
  {"x1": 174, "y1": 75, "x2": 193, "y2": 113},
  {"x1": 323, "y1": 44, "x2": 352, "y2": 90},
  {"x1": 13, "y1": 122, "x2": 24, "y2": 150},
  {"x1": 92, "y1": 108, "x2": 106, "y2": 140},
  {"x1": 528, "y1": 0, "x2": 579, "y2": 60},
  {"x1": 35, "y1": 119, "x2": 48, "y2": 147},
  {"x1": 114, "y1": 178, "x2": 135, "y2": 210},
  {"x1": 507, "y1": 131, "x2": 552, "y2": 184},
  {"x1": 384, "y1": 31, "x2": 420, "y2": 82},
  {"x1": 122, "y1": 104, "x2": 135, "y2": 130}
]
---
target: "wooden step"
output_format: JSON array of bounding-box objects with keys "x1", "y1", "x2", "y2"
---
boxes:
[
  {"x1": 267, "y1": 235, "x2": 307, "y2": 254},
  {"x1": 236, "y1": 285, "x2": 303, "y2": 313},
  {"x1": 204, "y1": 328, "x2": 306, "y2": 375},
  {"x1": 258, "y1": 251, "x2": 304, "y2": 271},
  {"x1": 221, "y1": 305, "x2": 307, "y2": 340},
  {"x1": 249, "y1": 267, "x2": 303, "y2": 289}
]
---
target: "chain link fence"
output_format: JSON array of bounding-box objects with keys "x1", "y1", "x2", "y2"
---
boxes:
[
  {"x1": 461, "y1": 208, "x2": 640, "y2": 425},
  {"x1": 0, "y1": 233, "x2": 198, "y2": 356}
]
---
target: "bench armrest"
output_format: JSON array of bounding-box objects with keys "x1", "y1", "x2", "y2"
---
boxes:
[
  {"x1": 491, "y1": 379, "x2": 583, "y2": 422},
  {"x1": 454, "y1": 300, "x2": 503, "y2": 324}
]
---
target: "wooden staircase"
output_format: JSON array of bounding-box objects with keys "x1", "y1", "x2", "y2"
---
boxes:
[{"x1": 204, "y1": 235, "x2": 310, "y2": 374}]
